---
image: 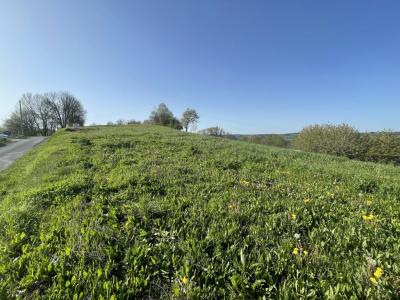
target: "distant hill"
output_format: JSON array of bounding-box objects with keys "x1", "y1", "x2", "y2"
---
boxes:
[{"x1": 0, "y1": 125, "x2": 399, "y2": 298}]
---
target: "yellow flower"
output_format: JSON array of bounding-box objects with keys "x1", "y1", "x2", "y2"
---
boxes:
[
  {"x1": 292, "y1": 247, "x2": 299, "y2": 255},
  {"x1": 370, "y1": 277, "x2": 378, "y2": 284},
  {"x1": 304, "y1": 199, "x2": 310, "y2": 203},
  {"x1": 240, "y1": 180, "x2": 250, "y2": 186},
  {"x1": 303, "y1": 250, "x2": 308, "y2": 256},
  {"x1": 374, "y1": 267, "x2": 384, "y2": 279},
  {"x1": 362, "y1": 214, "x2": 375, "y2": 221},
  {"x1": 182, "y1": 276, "x2": 189, "y2": 285},
  {"x1": 291, "y1": 213, "x2": 297, "y2": 220}
]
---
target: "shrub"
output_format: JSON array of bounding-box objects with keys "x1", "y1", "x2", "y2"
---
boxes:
[
  {"x1": 293, "y1": 124, "x2": 367, "y2": 159},
  {"x1": 366, "y1": 131, "x2": 400, "y2": 165}
]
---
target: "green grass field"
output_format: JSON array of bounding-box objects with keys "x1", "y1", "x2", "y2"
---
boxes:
[{"x1": 0, "y1": 125, "x2": 399, "y2": 299}]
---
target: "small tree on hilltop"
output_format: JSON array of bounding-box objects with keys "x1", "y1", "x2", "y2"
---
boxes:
[
  {"x1": 181, "y1": 108, "x2": 199, "y2": 132},
  {"x1": 148, "y1": 103, "x2": 174, "y2": 126},
  {"x1": 147, "y1": 103, "x2": 182, "y2": 130}
]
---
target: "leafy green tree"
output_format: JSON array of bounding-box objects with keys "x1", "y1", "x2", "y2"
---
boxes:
[
  {"x1": 147, "y1": 103, "x2": 182, "y2": 130},
  {"x1": 148, "y1": 103, "x2": 173, "y2": 126},
  {"x1": 181, "y1": 108, "x2": 199, "y2": 132}
]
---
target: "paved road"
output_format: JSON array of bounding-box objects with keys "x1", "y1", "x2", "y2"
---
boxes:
[{"x1": 0, "y1": 137, "x2": 47, "y2": 172}]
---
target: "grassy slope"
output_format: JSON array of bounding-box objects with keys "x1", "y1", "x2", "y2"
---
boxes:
[{"x1": 0, "y1": 125, "x2": 399, "y2": 299}]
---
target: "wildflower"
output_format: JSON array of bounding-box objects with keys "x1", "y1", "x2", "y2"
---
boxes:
[
  {"x1": 303, "y1": 250, "x2": 308, "y2": 256},
  {"x1": 182, "y1": 276, "x2": 189, "y2": 285},
  {"x1": 370, "y1": 277, "x2": 378, "y2": 284},
  {"x1": 304, "y1": 199, "x2": 310, "y2": 203},
  {"x1": 291, "y1": 213, "x2": 297, "y2": 220},
  {"x1": 294, "y1": 233, "x2": 300, "y2": 239},
  {"x1": 292, "y1": 247, "x2": 299, "y2": 255},
  {"x1": 240, "y1": 180, "x2": 250, "y2": 186},
  {"x1": 362, "y1": 214, "x2": 375, "y2": 221},
  {"x1": 374, "y1": 267, "x2": 384, "y2": 279}
]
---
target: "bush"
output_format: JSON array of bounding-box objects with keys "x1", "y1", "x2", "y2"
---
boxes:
[
  {"x1": 366, "y1": 131, "x2": 400, "y2": 165},
  {"x1": 293, "y1": 124, "x2": 367, "y2": 159}
]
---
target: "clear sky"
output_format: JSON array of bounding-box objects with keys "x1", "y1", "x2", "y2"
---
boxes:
[{"x1": 1, "y1": 0, "x2": 399, "y2": 133}]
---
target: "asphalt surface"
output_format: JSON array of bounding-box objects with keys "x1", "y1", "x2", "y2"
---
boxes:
[{"x1": 0, "y1": 137, "x2": 47, "y2": 172}]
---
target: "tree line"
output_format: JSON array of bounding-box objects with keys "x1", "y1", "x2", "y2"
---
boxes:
[
  {"x1": 293, "y1": 124, "x2": 400, "y2": 165},
  {"x1": 4, "y1": 92, "x2": 86, "y2": 136},
  {"x1": 236, "y1": 134, "x2": 288, "y2": 148}
]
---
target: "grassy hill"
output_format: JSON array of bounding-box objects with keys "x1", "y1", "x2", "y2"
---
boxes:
[{"x1": 0, "y1": 125, "x2": 399, "y2": 299}]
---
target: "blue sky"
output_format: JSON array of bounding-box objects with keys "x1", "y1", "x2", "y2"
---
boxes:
[{"x1": 1, "y1": 0, "x2": 399, "y2": 133}]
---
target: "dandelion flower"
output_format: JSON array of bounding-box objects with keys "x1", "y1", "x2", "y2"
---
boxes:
[
  {"x1": 291, "y1": 213, "x2": 297, "y2": 220},
  {"x1": 362, "y1": 214, "x2": 375, "y2": 221},
  {"x1": 374, "y1": 267, "x2": 384, "y2": 279},
  {"x1": 304, "y1": 199, "x2": 310, "y2": 203},
  {"x1": 303, "y1": 250, "x2": 308, "y2": 256},
  {"x1": 370, "y1": 277, "x2": 378, "y2": 284},
  {"x1": 182, "y1": 276, "x2": 189, "y2": 285},
  {"x1": 292, "y1": 247, "x2": 299, "y2": 255}
]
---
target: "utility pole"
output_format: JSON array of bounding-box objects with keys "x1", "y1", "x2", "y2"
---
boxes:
[{"x1": 19, "y1": 100, "x2": 24, "y2": 136}]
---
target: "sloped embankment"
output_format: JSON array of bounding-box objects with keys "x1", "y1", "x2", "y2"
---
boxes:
[{"x1": 0, "y1": 125, "x2": 399, "y2": 298}]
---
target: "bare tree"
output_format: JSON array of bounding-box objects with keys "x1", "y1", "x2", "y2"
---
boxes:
[
  {"x1": 181, "y1": 108, "x2": 199, "y2": 132},
  {"x1": 199, "y1": 126, "x2": 226, "y2": 137},
  {"x1": 4, "y1": 105, "x2": 38, "y2": 136},
  {"x1": 46, "y1": 92, "x2": 86, "y2": 128},
  {"x1": 116, "y1": 119, "x2": 126, "y2": 125},
  {"x1": 21, "y1": 93, "x2": 56, "y2": 136},
  {"x1": 3, "y1": 91, "x2": 86, "y2": 136}
]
